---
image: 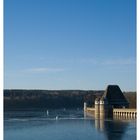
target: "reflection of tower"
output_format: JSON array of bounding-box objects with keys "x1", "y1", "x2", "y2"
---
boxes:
[
  {"x1": 94, "y1": 118, "x2": 104, "y2": 132},
  {"x1": 99, "y1": 119, "x2": 104, "y2": 131},
  {"x1": 93, "y1": 119, "x2": 130, "y2": 140},
  {"x1": 95, "y1": 98, "x2": 100, "y2": 119},
  {"x1": 95, "y1": 119, "x2": 100, "y2": 130},
  {"x1": 100, "y1": 97, "x2": 108, "y2": 119}
]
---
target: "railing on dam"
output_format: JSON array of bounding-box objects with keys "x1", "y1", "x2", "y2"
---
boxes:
[
  {"x1": 113, "y1": 108, "x2": 137, "y2": 118},
  {"x1": 86, "y1": 107, "x2": 95, "y2": 111},
  {"x1": 85, "y1": 107, "x2": 137, "y2": 119}
]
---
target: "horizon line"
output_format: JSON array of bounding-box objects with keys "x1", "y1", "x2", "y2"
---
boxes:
[{"x1": 3, "y1": 88, "x2": 136, "y2": 92}]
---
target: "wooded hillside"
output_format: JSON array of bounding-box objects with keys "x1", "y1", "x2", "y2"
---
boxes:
[{"x1": 4, "y1": 90, "x2": 136, "y2": 110}]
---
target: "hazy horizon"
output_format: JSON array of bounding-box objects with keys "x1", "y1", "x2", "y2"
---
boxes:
[{"x1": 4, "y1": 88, "x2": 136, "y2": 92}]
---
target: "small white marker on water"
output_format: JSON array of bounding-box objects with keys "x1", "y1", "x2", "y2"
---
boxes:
[
  {"x1": 56, "y1": 116, "x2": 58, "y2": 120},
  {"x1": 46, "y1": 110, "x2": 49, "y2": 116}
]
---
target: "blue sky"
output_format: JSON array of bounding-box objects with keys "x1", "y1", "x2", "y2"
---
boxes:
[{"x1": 4, "y1": 0, "x2": 136, "y2": 91}]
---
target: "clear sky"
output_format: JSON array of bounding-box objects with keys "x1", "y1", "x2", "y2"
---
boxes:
[{"x1": 4, "y1": 0, "x2": 136, "y2": 91}]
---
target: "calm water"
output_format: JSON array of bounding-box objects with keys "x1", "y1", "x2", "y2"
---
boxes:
[{"x1": 4, "y1": 109, "x2": 136, "y2": 140}]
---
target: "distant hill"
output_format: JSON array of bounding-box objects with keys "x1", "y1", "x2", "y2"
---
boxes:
[
  {"x1": 4, "y1": 90, "x2": 136, "y2": 110},
  {"x1": 123, "y1": 92, "x2": 136, "y2": 109}
]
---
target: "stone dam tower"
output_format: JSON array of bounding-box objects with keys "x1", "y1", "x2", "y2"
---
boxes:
[{"x1": 94, "y1": 85, "x2": 129, "y2": 118}]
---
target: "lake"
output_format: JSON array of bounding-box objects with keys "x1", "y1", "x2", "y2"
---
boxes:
[{"x1": 4, "y1": 109, "x2": 136, "y2": 140}]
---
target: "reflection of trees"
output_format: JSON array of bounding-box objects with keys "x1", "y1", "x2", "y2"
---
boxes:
[{"x1": 91, "y1": 119, "x2": 129, "y2": 140}]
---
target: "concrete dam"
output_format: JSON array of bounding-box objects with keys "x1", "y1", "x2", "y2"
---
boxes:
[{"x1": 84, "y1": 85, "x2": 136, "y2": 119}]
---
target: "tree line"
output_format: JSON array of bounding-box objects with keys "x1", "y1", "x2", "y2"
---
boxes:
[{"x1": 4, "y1": 90, "x2": 136, "y2": 110}]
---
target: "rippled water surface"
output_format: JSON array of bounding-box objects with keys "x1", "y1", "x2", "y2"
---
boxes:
[{"x1": 4, "y1": 109, "x2": 136, "y2": 140}]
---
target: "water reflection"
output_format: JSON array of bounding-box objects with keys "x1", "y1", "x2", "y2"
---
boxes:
[
  {"x1": 94, "y1": 119, "x2": 129, "y2": 140},
  {"x1": 4, "y1": 110, "x2": 136, "y2": 140},
  {"x1": 85, "y1": 112, "x2": 136, "y2": 140}
]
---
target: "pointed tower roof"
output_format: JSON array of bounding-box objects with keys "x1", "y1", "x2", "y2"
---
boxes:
[{"x1": 102, "y1": 85, "x2": 129, "y2": 107}]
